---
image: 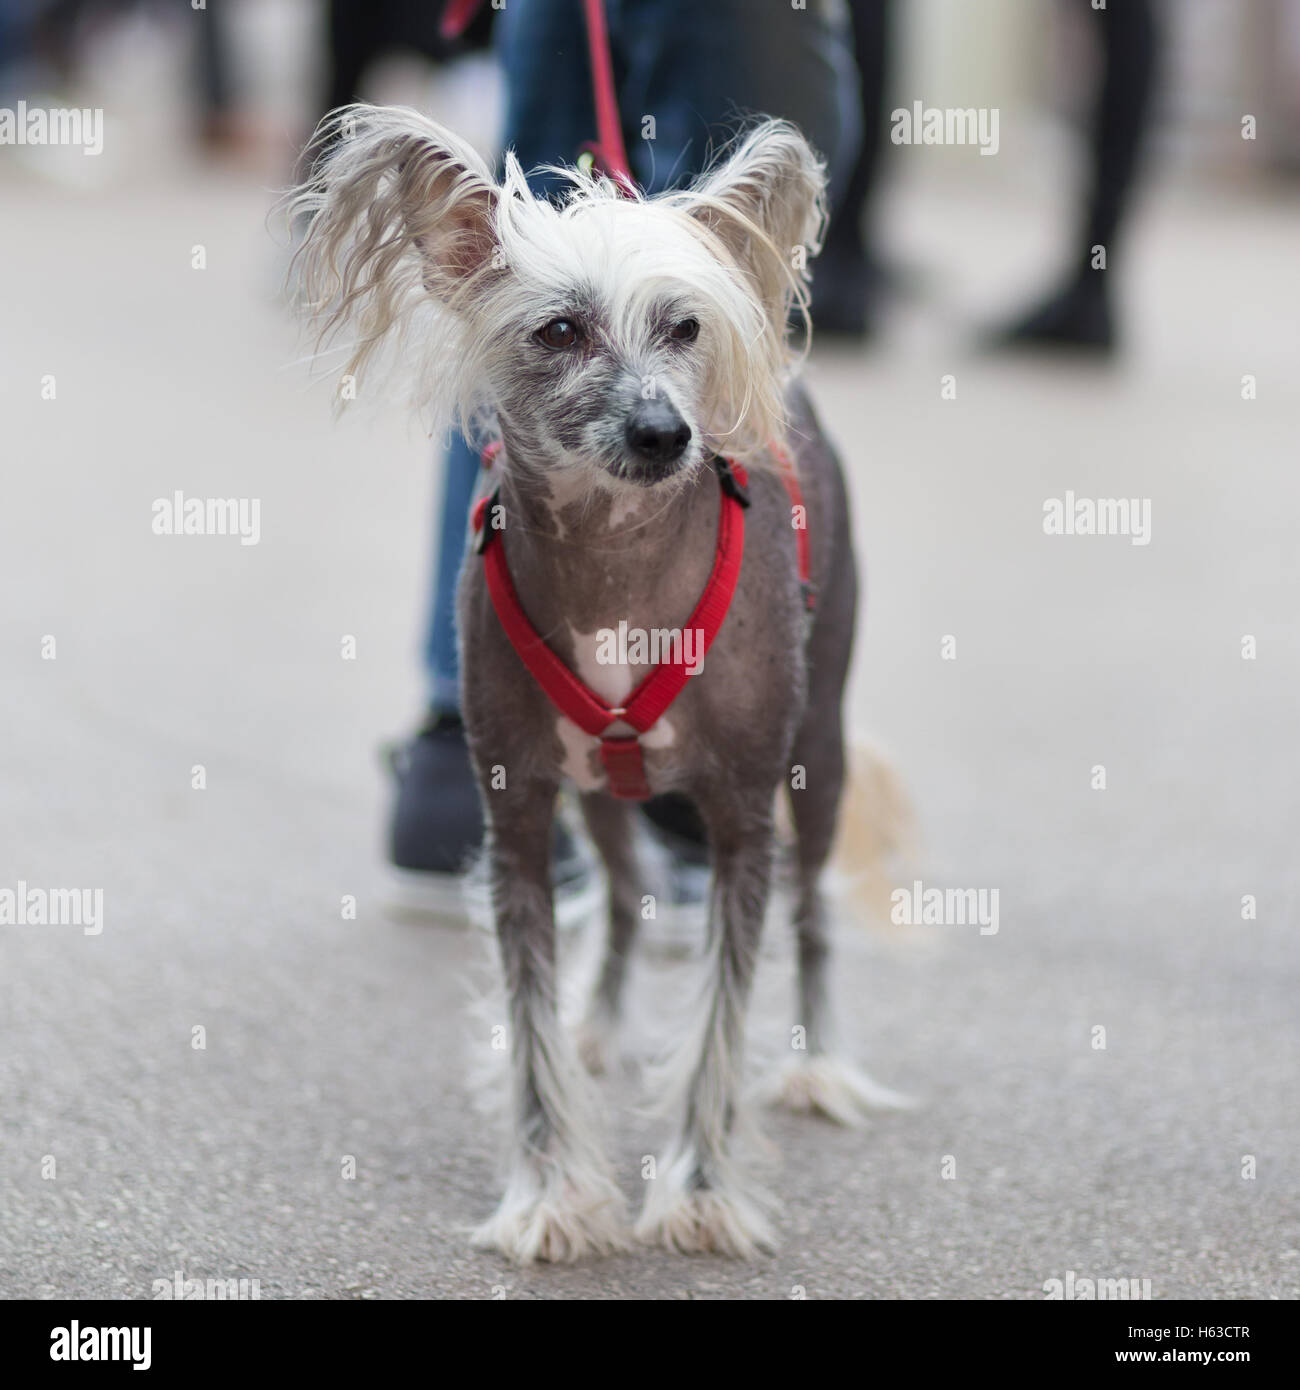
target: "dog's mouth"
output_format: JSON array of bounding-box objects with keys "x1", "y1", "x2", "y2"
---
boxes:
[
  {"x1": 605, "y1": 439, "x2": 701, "y2": 489},
  {"x1": 615, "y1": 454, "x2": 690, "y2": 487}
]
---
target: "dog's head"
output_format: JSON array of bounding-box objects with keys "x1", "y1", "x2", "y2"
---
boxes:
[{"x1": 292, "y1": 108, "x2": 826, "y2": 489}]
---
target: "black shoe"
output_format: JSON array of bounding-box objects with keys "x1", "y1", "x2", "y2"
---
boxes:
[
  {"x1": 389, "y1": 711, "x2": 483, "y2": 875},
  {"x1": 987, "y1": 272, "x2": 1116, "y2": 355},
  {"x1": 386, "y1": 711, "x2": 600, "y2": 927}
]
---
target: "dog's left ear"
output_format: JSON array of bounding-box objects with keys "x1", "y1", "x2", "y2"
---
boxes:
[{"x1": 686, "y1": 120, "x2": 828, "y2": 322}]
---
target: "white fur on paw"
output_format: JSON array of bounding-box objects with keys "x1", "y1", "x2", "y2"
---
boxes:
[
  {"x1": 472, "y1": 1168, "x2": 629, "y2": 1264},
  {"x1": 763, "y1": 1054, "x2": 915, "y2": 1127},
  {"x1": 636, "y1": 1166, "x2": 776, "y2": 1258}
]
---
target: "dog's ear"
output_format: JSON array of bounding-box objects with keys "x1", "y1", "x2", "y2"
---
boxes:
[
  {"x1": 389, "y1": 119, "x2": 499, "y2": 297},
  {"x1": 293, "y1": 105, "x2": 499, "y2": 319},
  {"x1": 686, "y1": 120, "x2": 828, "y2": 323}
]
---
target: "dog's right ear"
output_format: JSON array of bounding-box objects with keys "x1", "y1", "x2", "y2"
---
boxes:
[{"x1": 292, "y1": 104, "x2": 499, "y2": 327}]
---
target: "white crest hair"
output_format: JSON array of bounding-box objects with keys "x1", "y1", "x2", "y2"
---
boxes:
[{"x1": 287, "y1": 105, "x2": 827, "y2": 463}]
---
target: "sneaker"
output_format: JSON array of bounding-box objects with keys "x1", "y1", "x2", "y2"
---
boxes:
[{"x1": 386, "y1": 710, "x2": 601, "y2": 929}]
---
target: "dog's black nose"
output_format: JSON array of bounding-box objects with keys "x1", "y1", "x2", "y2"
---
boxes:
[{"x1": 624, "y1": 400, "x2": 691, "y2": 469}]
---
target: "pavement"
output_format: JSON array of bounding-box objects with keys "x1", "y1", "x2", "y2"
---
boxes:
[{"x1": 1, "y1": 157, "x2": 1297, "y2": 1300}]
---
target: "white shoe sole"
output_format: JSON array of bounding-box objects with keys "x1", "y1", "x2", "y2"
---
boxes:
[{"x1": 385, "y1": 865, "x2": 604, "y2": 932}]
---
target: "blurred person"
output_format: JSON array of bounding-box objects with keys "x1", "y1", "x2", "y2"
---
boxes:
[
  {"x1": 990, "y1": 0, "x2": 1163, "y2": 353},
  {"x1": 14, "y1": 0, "x2": 258, "y2": 156},
  {"x1": 193, "y1": 0, "x2": 255, "y2": 156},
  {"x1": 812, "y1": 0, "x2": 897, "y2": 340},
  {"x1": 376, "y1": 0, "x2": 862, "y2": 923},
  {"x1": 321, "y1": 0, "x2": 494, "y2": 121}
]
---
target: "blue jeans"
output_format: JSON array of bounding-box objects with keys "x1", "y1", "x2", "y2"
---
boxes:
[{"x1": 424, "y1": 0, "x2": 861, "y2": 709}]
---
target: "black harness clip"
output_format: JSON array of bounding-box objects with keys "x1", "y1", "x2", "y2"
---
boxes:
[
  {"x1": 713, "y1": 456, "x2": 751, "y2": 508},
  {"x1": 474, "y1": 487, "x2": 503, "y2": 554}
]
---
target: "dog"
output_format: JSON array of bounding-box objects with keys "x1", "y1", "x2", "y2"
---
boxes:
[{"x1": 292, "y1": 106, "x2": 905, "y2": 1263}]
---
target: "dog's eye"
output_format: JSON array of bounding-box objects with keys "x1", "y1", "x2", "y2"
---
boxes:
[
  {"x1": 669, "y1": 318, "x2": 699, "y2": 343},
  {"x1": 537, "y1": 319, "x2": 580, "y2": 350}
]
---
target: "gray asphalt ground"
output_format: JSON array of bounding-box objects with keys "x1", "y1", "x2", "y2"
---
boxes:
[{"x1": 1, "y1": 158, "x2": 1297, "y2": 1300}]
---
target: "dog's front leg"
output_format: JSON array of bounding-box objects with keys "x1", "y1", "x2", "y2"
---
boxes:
[
  {"x1": 472, "y1": 779, "x2": 629, "y2": 1263},
  {"x1": 636, "y1": 806, "x2": 777, "y2": 1257},
  {"x1": 573, "y1": 793, "x2": 643, "y2": 1075}
]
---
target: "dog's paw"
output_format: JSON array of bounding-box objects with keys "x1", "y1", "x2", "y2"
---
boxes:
[
  {"x1": 762, "y1": 1054, "x2": 915, "y2": 1127},
  {"x1": 472, "y1": 1168, "x2": 629, "y2": 1264},
  {"x1": 636, "y1": 1165, "x2": 777, "y2": 1258}
]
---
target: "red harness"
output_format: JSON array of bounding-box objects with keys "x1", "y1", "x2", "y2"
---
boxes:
[{"x1": 471, "y1": 451, "x2": 813, "y2": 800}]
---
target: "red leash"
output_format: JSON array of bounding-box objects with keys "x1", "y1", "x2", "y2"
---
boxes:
[
  {"x1": 438, "y1": 0, "x2": 483, "y2": 41},
  {"x1": 578, "y1": 0, "x2": 635, "y2": 191}
]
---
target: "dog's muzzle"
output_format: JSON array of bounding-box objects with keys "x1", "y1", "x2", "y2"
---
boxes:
[{"x1": 623, "y1": 399, "x2": 692, "y2": 483}]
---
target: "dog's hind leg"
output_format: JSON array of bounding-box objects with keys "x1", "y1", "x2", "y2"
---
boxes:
[
  {"x1": 770, "y1": 710, "x2": 912, "y2": 1124},
  {"x1": 573, "y1": 793, "x2": 642, "y2": 1075},
  {"x1": 636, "y1": 803, "x2": 778, "y2": 1257},
  {"x1": 471, "y1": 780, "x2": 629, "y2": 1263}
]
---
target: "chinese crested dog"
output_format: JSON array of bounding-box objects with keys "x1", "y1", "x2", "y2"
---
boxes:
[{"x1": 292, "y1": 106, "x2": 905, "y2": 1263}]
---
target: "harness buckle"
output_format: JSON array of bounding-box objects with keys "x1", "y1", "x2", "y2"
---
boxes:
[
  {"x1": 473, "y1": 488, "x2": 503, "y2": 554},
  {"x1": 599, "y1": 736, "x2": 651, "y2": 801},
  {"x1": 714, "y1": 456, "x2": 751, "y2": 508}
]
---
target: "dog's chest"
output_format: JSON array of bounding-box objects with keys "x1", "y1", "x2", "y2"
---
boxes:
[{"x1": 553, "y1": 623, "x2": 677, "y2": 792}]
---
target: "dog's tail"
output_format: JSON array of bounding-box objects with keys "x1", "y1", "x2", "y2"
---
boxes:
[{"x1": 831, "y1": 742, "x2": 919, "y2": 928}]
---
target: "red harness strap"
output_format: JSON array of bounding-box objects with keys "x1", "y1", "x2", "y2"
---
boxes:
[
  {"x1": 472, "y1": 456, "x2": 752, "y2": 799},
  {"x1": 774, "y1": 446, "x2": 815, "y2": 612}
]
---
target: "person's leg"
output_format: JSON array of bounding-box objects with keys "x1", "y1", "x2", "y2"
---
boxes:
[
  {"x1": 608, "y1": 0, "x2": 862, "y2": 920},
  {"x1": 993, "y1": 0, "x2": 1161, "y2": 352},
  {"x1": 389, "y1": 431, "x2": 481, "y2": 888},
  {"x1": 497, "y1": 0, "x2": 596, "y2": 193},
  {"x1": 419, "y1": 0, "x2": 859, "y2": 716},
  {"x1": 613, "y1": 0, "x2": 861, "y2": 199},
  {"x1": 391, "y1": 0, "x2": 603, "y2": 919},
  {"x1": 1082, "y1": 0, "x2": 1161, "y2": 269},
  {"x1": 423, "y1": 433, "x2": 480, "y2": 714},
  {"x1": 815, "y1": 0, "x2": 895, "y2": 337},
  {"x1": 323, "y1": 0, "x2": 387, "y2": 116},
  {"x1": 395, "y1": 0, "x2": 862, "y2": 919},
  {"x1": 415, "y1": 0, "x2": 595, "y2": 714}
]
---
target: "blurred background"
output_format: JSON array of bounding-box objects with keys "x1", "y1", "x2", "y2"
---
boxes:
[{"x1": 1, "y1": 0, "x2": 1298, "y2": 1299}]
